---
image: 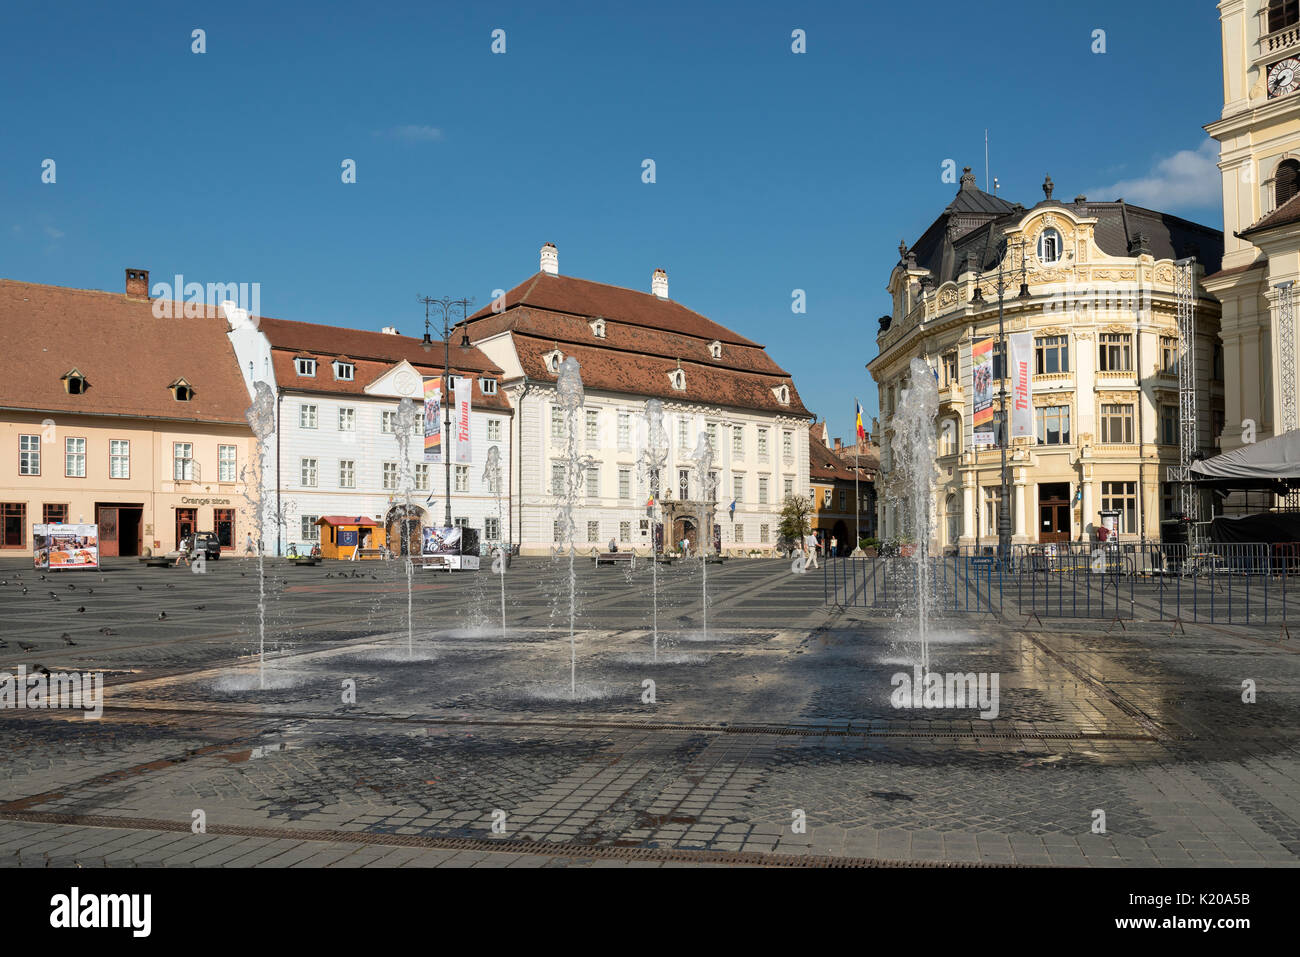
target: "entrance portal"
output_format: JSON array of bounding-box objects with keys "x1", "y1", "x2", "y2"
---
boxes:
[{"x1": 1037, "y1": 483, "x2": 1071, "y2": 544}]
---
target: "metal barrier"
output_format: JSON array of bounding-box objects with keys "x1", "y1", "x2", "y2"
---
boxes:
[{"x1": 826, "y1": 541, "x2": 1299, "y2": 625}]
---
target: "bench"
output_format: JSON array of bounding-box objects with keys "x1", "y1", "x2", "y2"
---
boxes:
[
  {"x1": 139, "y1": 557, "x2": 172, "y2": 568},
  {"x1": 350, "y1": 548, "x2": 386, "y2": 561},
  {"x1": 594, "y1": 552, "x2": 635, "y2": 569}
]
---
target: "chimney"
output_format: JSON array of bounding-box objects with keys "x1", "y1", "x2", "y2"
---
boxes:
[
  {"x1": 125, "y1": 268, "x2": 150, "y2": 299},
  {"x1": 834, "y1": 438, "x2": 842, "y2": 452},
  {"x1": 651, "y1": 268, "x2": 668, "y2": 299},
  {"x1": 380, "y1": 326, "x2": 398, "y2": 335},
  {"x1": 540, "y1": 242, "x2": 559, "y2": 276}
]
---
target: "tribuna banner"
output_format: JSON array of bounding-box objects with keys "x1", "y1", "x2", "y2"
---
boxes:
[
  {"x1": 454, "y1": 377, "x2": 472, "y2": 464},
  {"x1": 1009, "y1": 331, "x2": 1034, "y2": 440}
]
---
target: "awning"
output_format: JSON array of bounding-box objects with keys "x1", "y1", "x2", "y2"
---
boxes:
[{"x1": 1189, "y1": 431, "x2": 1300, "y2": 491}]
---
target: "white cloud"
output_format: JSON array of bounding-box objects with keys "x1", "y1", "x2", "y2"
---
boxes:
[
  {"x1": 1084, "y1": 139, "x2": 1221, "y2": 211},
  {"x1": 380, "y1": 124, "x2": 444, "y2": 142},
  {"x1": 44, "y1": 226, "x2": 64, "y2": 240}
]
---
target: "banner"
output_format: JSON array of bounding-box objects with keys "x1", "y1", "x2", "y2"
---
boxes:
[
  {"x1": 423, "y1": 378, "x2": 441, "y2": 463},
  {"x1": 1009, "y1": 332, "x2": 1034, "y2": 441},
  {"x1": 455, "y1": 377, "x2": 472, "y2": 465},
  {"x1": 33, "y1": 524, "x2": 99, "y2": 570},
  {"x1": 971, "y1": 337, "x2": 995, "y2": 448}
]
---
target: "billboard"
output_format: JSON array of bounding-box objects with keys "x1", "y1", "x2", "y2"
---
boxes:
[
  {"x1": 1009, "y1": 331, "x2": 1034, "y2": 441},
  {"x1": 33, "y1": 524, "x2": 100, "y2": 570},
  {"x1": 421, "y1": 525, "x2": 480, "y2": 556},
  {"x1": 972, "y1": 337, "x2": 995, "y2": 448},
  {"x1": 423, "y1": 378, "x2": 442, "y2": 463},
  {"x1": 454, "y1": 377, "x2": 472, "y2": 464}
]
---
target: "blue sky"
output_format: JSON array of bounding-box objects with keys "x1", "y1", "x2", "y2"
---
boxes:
[{"x1": 1, "y1": 0, "x2": 1226, "y2": 440}]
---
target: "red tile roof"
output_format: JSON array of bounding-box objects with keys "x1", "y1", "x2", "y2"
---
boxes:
[
  {"x1": 0, "y1": 279, "x2": 251, "y2": 425},
  {"x1": 1238, "y1": 193, "x2": 1300, "y2": 238}
]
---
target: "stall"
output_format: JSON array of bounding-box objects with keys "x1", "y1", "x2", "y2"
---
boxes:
[{"x1": 315, "y1": 516, "x2": 386, "y2": 560}]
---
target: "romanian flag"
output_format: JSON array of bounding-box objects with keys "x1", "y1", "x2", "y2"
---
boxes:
[
  {"x1": 855, "y1": 399, "x2": 868, "y2": 444},
  {"x1": 646, "y1": 497, "x2": 656, "y2": 508}
]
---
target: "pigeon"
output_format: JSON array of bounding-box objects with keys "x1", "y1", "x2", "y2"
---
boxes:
[
  {"x1": 17, "y1": 641, "x2": 36, "y2": 652},
  {"x1": 87, "y1": 588, "x2": 94, "y2": 595},
  {"x1": 98, "y1": 627, "x2": 115, "y2": 636},
  {"x1": 165, "y1": 583, "x2": 175, "y2": 589},
  {"x1": 193, "y1": 605, "x2": 205, "y2": 611},
  {"x1": 136, "y1": 585, "x2": 144, "y2": 591},
  {"x1": 67, "y1": 584, "x2": 76, "y2": 591},
  {"x1": 21, "y1": 587, "x2": 28, "y2": 595},
  {"x1": 48, "y1": 593, "x2": 60, "y2": 602},
  {"x1": 60, "y1": 633, "x2": 76, "y2": 646},
  {"x1": 156, "y1": 612, "x2": 167, "y2": 620},
  {"x1": 76, "y1": 606, "x2": 85, "y2": 613},
  {"x1": 39, "y1": 575, "x2": 46, "y2": 582},
  {"x1": 0, "y1": 638, "x2": 7, "y2": 648},
  {"x1": 31, "y1": 664, "x2": 50, "y2": 676}
]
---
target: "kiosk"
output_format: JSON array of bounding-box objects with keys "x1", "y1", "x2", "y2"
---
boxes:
[{"x1": 315, "y1": 516, "x2": 386, "y2": 560}]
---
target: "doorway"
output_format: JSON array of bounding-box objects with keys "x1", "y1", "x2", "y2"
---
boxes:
[
  {"x1": 176, "y1": 508, "x2": 196, "y2": 548},
  {"x1": 672, "y1": 517, "x2": 697, "y2": 553},
  {"x1": 1037, "y1": 483, "x2": 1071, "y2": 544},
  {"x1": 96, "y1": 503, "x2": 142, "y2": 556},
  {"x1": 214, "y1": 508, "x2": 235, "y2": 550},
  {"x1": 97, "y1": 507, "x2": 119, "y2": 557}
]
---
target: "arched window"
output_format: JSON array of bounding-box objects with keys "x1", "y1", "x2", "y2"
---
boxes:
[
  {"x1": 938, "y1": 419, "x2": 958, "y2": 457},
  {"x1": 1269, "y1": 0, "x2": 1299, "y2": 34},
  {"x1": 1277, "y1": 158, "x2": 1300, "y2": 208},
  {"x1": 946, "y1": 494, "x2": 961, "y2": 546},
  {"x1": 1037, "y1": 228, "x2": 1062, "y2": 264}
]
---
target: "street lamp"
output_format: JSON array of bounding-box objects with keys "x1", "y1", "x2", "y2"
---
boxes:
[{"x1": 418, "y1": 295, "x2": 475, "y2": 528}]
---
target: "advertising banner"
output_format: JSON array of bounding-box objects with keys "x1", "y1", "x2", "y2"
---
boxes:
[
  {"x1": 1009, "y1": 331, "x2": 1034, "y2": 441},
  {"x1": 455, "y1": 377, "x2": 472, "y2": 465},
  {"x1": 33, "y1": 524, "x2": 100, "y2": 570},
  {"x1": 423, "y1": 378, "x2": 441, "y2": 463},
  {"x1": 972, "y1": 337, "x2": 995, "y2": 448}
]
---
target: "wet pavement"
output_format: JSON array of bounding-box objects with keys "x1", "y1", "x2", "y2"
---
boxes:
[{"x1": 1, "y1": 555, "x2": 1298, "y2": 867}]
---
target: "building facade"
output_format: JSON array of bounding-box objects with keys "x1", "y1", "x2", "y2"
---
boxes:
[
  {"x1": 869, "y1": 171, "x2": 1224, "y2": 548},
  {"x1": 460, "y1": 244, "x2": 813, "y2": 555},
  {"x1": 225, "y1": 310, "x2": 511, "y2": 556},
  {"x1": 809, "y1": 424, "x2": 877, "y2": 552},
  {"x1": 0, "y1": 273, "x2": 254, "y2": 556},
  {"x1": 1205, "y1": 0, "x2": 1300, "y2": 459}
]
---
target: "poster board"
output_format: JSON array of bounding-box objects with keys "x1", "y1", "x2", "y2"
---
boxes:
[{"x1": 33, "y1": 523, "x2": 100, "y2": 570}]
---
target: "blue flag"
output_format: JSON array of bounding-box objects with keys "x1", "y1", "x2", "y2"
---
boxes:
[{"x1": 728, "y1": 499, "x2": 736, "y2": 519}]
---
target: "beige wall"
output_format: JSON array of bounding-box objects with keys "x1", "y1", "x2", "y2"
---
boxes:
[{"x1": 0, "y1": 411, "x2": 253, "y2": 555}]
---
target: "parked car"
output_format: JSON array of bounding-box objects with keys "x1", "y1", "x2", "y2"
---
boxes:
[{"x1": 189, "y1": 532, "x2": 221, "y2": 560}]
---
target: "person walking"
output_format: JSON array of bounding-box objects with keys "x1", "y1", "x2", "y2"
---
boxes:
[
  {"x1": 830, "y1": 535, "x2": 839, "y2": 558},
  {"x1": 804, "y1": 531, "x2": 820, "y2": 569},
  {"x1": 243, "y1": 533, "x2": 256, "y2": 557}
]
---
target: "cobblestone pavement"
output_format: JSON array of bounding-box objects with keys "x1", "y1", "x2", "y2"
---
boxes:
[{"x1": 1, "y1": 556, "x2": 1298, "y2": 867}]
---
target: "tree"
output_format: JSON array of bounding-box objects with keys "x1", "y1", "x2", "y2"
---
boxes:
[{"x1": 778, "y1": 494, "x2": 813, "y2": 548}]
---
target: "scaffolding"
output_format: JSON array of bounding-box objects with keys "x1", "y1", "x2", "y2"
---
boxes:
[{"x1": 1169, "y1": 258, "x2": 1200, "y2": 542}]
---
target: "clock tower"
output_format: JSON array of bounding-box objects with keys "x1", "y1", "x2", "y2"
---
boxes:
[{"x1": 1205, "y1": 0, "x2": 1300, "y2": 449}]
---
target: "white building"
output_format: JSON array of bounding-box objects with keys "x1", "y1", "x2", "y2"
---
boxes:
[
  {"x1": 225, "y1": 307, "x2": 512, "y2": 555},
  {"x1": 459, "y1": 244, "x2": 813, "y2": 555}
]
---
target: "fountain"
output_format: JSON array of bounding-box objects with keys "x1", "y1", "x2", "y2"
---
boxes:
[
  {"x1": 394, "y1": 397, "x2": 422, "y2": 658},
  {"x1": 555, "y1": 357, "x2": 595, "y2": 696},
  {"x1": 637, "y1": 399, "x2": 669, "y2": 659},
  {"x1": 243, "y1": 381, "x2": 277, "y2": 689},
  {"x1": 891, "y1": 356, "x2": 940, "y2": 673},
  {"x1": 690, "y1": 430, "x2": 717, "y2": 642},
  {"x1": 484, "y1": 444, "x2": 506, "y2": 641}
]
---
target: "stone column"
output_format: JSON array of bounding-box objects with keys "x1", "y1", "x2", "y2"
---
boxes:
[
  {"x1": 961, "y1": 473, "x2": 975, "y2": 541},
  {"x1": 1013, "y1": 472, "x2": 1027, "y2": 540}
]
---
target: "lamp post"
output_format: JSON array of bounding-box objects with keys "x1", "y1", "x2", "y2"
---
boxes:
[
  {"x1": 418, "y1": 295, "x2": 475, "y2": 528},
  {"x1": 996, "y1": 238, "x2": 1028, "y2": 558}
]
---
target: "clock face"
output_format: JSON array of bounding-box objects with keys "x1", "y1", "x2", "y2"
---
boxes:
[{"x1": 1269, "y1": 58, "x2": 1300, "y2": 98}]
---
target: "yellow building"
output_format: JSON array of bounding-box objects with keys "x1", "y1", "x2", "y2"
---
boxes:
[
  {"x1": 869, "y1": 171, "x2": 1224, "y2": 548},
  {"x1": 0, "y1": 272, "x2": 255, "y2": 556},
  {"x1": 1205, "y1": 0, "x2": 1300, "y2": 466}
]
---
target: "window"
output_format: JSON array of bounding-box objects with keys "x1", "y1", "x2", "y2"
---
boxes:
[
  {"x1": 487, "y1": 418, "x2": 502, "y2": 442},
  {"x1": 65, "y1": 437, "x2": 87, "y2": 478},
  {"x1": 338, "y1": 407, "x2": 356, "y2": 431},
  {"x1": 1034, "y1": 335, "x2": 1069, "y2": 375},
  {"x1": 617, "y1": 412, "x2": 631, "y2": 449},
  {"x1": 587, "y1": 521, "x2": 599, "y2": 542},
  {"x1": 1100, "y1": 403, "x2": 1135, "y2": 444},
  {"x1": 455, "y1": 465, "x2": 469, "y2": 492},
  {"x1": 758, "y1": 476, "x2": 769, "y2": 505},
  {"x1": 551, "y1": 408, "x2": 565, "y2": 440},
  {"x1": 382, "y1": 410, "x2": 396, "y2": 433},
  {"x1": 1098, "y1": 333, "x2": 1132, "y2": 372},
  {"x1": 551, "y1": 463, "x2": 565, "y2": 495},
  {"x1": 709, "y1": 340, "x2": 722, "y2": 359},
  {"x1": 775, "y1": 385, "x2": 790, "y2": 405},
  {"x1": 757, "y1": 428, "x2": 769, "y2": 458},
  {"x1": 1159, "y1": 337, "x2": 1179, "y2": 376},
  {"x1": 734, "y1": 523, "x2": 744, "y2": 543},
  {"x1": 301, "y1": 516, "x2": 320, "y2": 541},
  {"x1": 1213, "y1": 342, "x2": 1225, "y2": 381},
  {"x1": 782, "y1": 431, "x2": 793, "y2": 458},
  {"x1": 649, "y1": 469, "x2": 660, "y2": 499},
  {"x1": 1034, "y1": 406, "x2": 1071, "y2": 445},
  {"x1": 585, "y1": 410, "x2": 599, "y2": 443},
  {"x1": 339, "y1": 460, "x2": 356, "y2": 488},
  {"x1": 669, "y1": 369, "x2": 686, "y2": 391},
  {"x1": 295, "y1": 357, "x2": 316, "y2": 377},
  {"x1": 553, "y1": 520, "x2": 563, "y2": 543},
  {"x1": 415, "y1": 463, "x2": 430, "y2": 491},
  {"x1": 1101, "y1": 481, "x2": 1137, "y2": 534},
  {"x1": 333, "y1": 361, "x2": 354, "y2": 381},
  {"x1": 19, "y1": 435, "x2": 40, "y2": 475},
  {"x1": 939, "y1": 419, "x2": 957, "y2": 456},
  {"x1": 170, "y1": 380, "x2": 195, "y2": 401},
  {"x1": 619, "y1": 520, "x2": 631, "y2": 543},
  {"x1": 707, "y1": 422, "x2": 719, "y2": 451},
  {"x1": 1037, "y1": 228, "x2": 1062, "y2": 264},
  {"x1": 839, "y1": 490, "x2": 847, "y2": 511},
  {"x1": 942, "y1": 351, "x2": 957, "y2": 385},
  {"x1": 1270, "y1": 0, "x2": 1300, "y2": 33},
  {"x1": 300, "y1": 404, "x2": 317, "y2": 429},
  {"x1": 585, "y1": 467, "x2": 599, "y2": 498},
  {"x1": 760, "y1": 524, "x2": 770, "y2": 543},
  {"x1": 485, "y1": 516, "x2": 500, "y2": 540},
  {"x1": 43, "y1": 503, "x2": 68, "y2": 524},
  {"x1": 454, "y1": 516, "x2": 469, "y2": 529},
  {"x1": 380, "y1": 462, "x2": 397, "y2": 490},
  {"x1": 1161, "y1": 482, "x2": 1177, "y2": 521},
  {"x1": 63, "y1": 371, "x2": 88, "y2": 395},
  {"x1": 300, "y1": 458, "x2": 318, "y2": 486},
  {"x1": 677, "y1": 468, "x2": 691, "y2": 500},
  {"x1": 618, "y1": 468, "x2": 631, "y2": 500},
  {"x1": 783, "y1": 477, "x2": 793, "y2": 498},
  {"x1": 823, "y1": 488, "x2": 832, "y2": 507},
  {"x1": 732, "y1": 426, "x2": 744, "y2": 457},
  {"x1": 733, "y1": 475, "x2": 744, "y2": 502},
  {"x1": 1160, "y1": 404, "x2": 1179, "y2": 446},
  {"x1": 983, "y1": 487, "x2": 1002, "y2": 536},
  {"x1": 678, "y1": 418, "x2": 690, "y2": 449},
  {"x1": 480, "y1": 378, "x2": 497, "y2": 395},
  {"x1": 2, "y1": 503, "x2": 27, "y2": 548},
  {"x1": 218, "y1": 444, "x2": 236, "y2": 482}
]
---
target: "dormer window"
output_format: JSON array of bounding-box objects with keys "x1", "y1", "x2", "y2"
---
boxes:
[
  {"x1": 590, "y1": 318, "x2": 606, "y2": 338},
  {"x1": 61, "y1": 369, "x2": 89, "y2": 395},
  {"x1": 480, "y1": 378, "x2": 498, "y2": 395},
  {"x1": 708, "y1": 340, "x2": 722, "y2": 359},
  {"x1": 669, "y1": 368, "x2": 686, "y2": 391},
  {"x1": 169, "y1": 378, "x2": 196, "y2": 402},
  {"x1": 773, "y1": 383, "x2": 790, "y2": 405},
  {"x1": 1037, "y1": 228, "x2": 1062, "y2": 264},
  {"x1": 544, "y1": 349, "x2": 563, "y2": 373},
  {"x1": 333, "y1": 360, "x2": 355, "y2": 381},
  {"x1": 295, "y1": 357, "x2": 316, "y2": 377}
]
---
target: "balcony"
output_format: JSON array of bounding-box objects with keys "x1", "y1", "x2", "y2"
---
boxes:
[{"x1": 1262, "y1": 24, "x2": 1300, "y2": 61}]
